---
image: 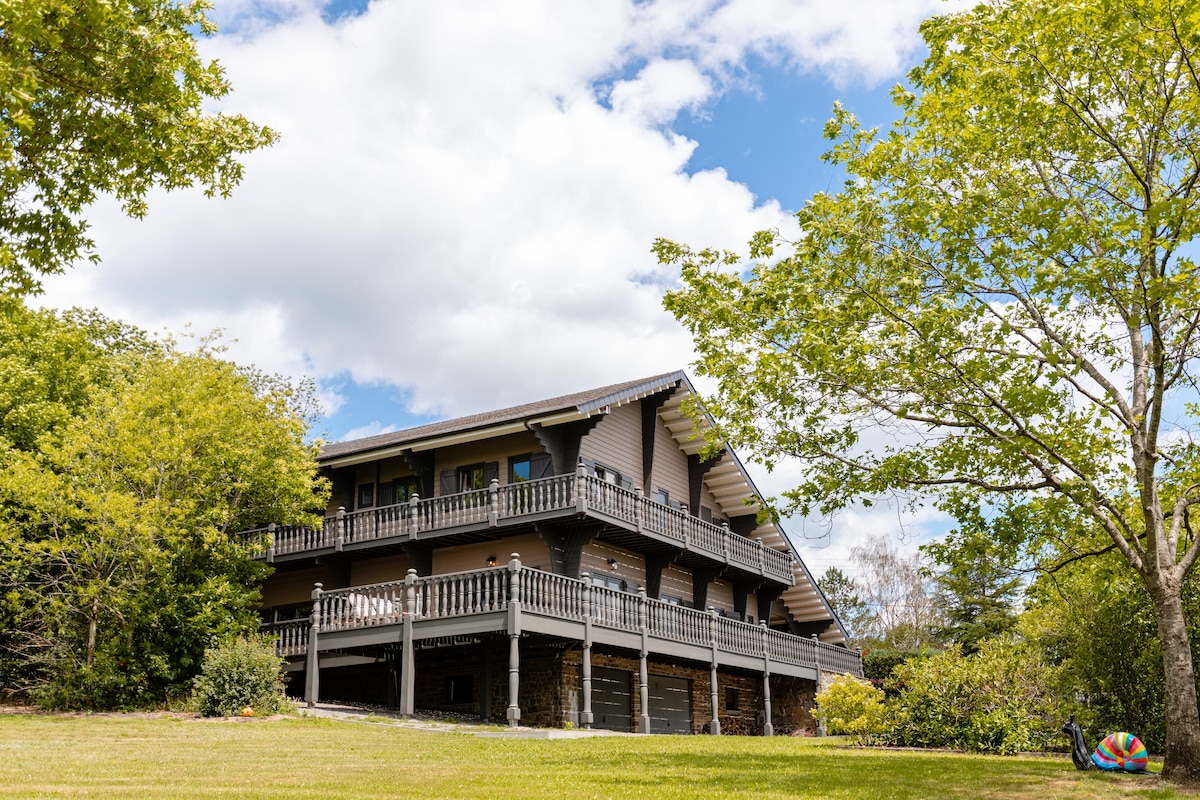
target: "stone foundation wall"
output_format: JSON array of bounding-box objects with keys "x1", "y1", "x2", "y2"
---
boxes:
[
  {"x1": 560, "y1": 648, "x2": 818, "y2": 734},
  {"x1": 299, "y1": 639, "x2": 818, "y2": 734}
]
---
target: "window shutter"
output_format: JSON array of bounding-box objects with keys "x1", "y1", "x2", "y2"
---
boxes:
[
  {"x1": 439, "y1": 469, "x2": 457, "y2": 496},
  {"x1": 483, "y1": 461, "x2": 499, "y2": 485},
  {"x1": 531, "y1": 452, "x2": 553, "y2": 478}
]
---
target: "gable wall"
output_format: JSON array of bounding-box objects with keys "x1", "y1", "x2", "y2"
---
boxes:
[
  {"x1": 649, "y1": 411, "x2": 690, "y2": 506},
  {"x1": 578, "y1": 402, "x2": 641, "y2": 485}
]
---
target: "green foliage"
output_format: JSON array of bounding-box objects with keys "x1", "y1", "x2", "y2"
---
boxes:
[
  {"x1": 816, "y1": 566, "x2": 868, "y2": 643},
  {"x1": 861, "y1": 649, "x2": 927, "y2": 685},
  {"x1": 0, "y1": 0, "x2": 278, "y2": 296},
  {"x1": 923, "y1": 524, "x2": 1023, "y2": 654},
  {"x1": 814, "y1": 674, "x2": 888, "y2": 744},
  {"x1": 1022, "y1": 551, "x2": 1200, "y2": 754},
  {"x1": 888, "y1": 638, "x2": 1066, "y2": 755},
  {"x1": 0, "y1": 308, "x2": 327, "y2": 708},
  {"x1": 658, "y1": 0, "x2": 1200, "y2": 776},
  {"x1": 192, "y1": 635, "x2": 291, "y2": 717}
]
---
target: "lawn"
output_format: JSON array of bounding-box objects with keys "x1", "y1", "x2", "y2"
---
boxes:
[{"x1": 0, "y1": 711, "x2": 1190, "y2": 799}]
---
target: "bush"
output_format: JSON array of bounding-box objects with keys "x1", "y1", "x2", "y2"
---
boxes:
[
  {"x1": 887, "y1": 637, "x2": 1065, "y2": 754},
  {"x1": 861, "y1": 648, "x2": 930, "y2": 693},
  {"x1": 814, "y1": 674, "x2": 888, "y2": 744},
  {"x1": 191, "y1": 636, "x2": 292, "y2": 717}
]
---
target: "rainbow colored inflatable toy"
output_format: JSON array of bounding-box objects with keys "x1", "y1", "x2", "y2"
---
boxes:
[{"x1": 1091, "y1": 731, "x2": 1149, "y2": 772}]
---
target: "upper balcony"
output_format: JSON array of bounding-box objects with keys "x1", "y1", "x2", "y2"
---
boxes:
[{"x1": 239, "y1": 465, "x2": 795, "y2": 585}]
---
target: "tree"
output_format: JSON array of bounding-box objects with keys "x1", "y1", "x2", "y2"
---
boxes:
[
  {"x1": 923, "y1": 521, "x2": 1023, "y2": 654},
  {"x1": 0, "y1": 1, "x2": 277, "y2": 296},
  {"x1": 0, "y1": 325, "x2": 326, "y2": 707},
  {"x1": 817, "y1": 566, "x2": 869, "y2": 643},
  {"x1": 658, "y1": 0, "x2": 1200, "y2": 779},
  {"x1": 848, "y1": 536, "x2": 941, "y2": 651}
]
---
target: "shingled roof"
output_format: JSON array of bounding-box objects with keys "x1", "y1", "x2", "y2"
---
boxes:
[{"x1": 320, "y1": 371, "x2": 688, "y2": 463}]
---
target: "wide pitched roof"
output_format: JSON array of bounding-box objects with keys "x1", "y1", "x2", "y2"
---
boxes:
[{"x1": 320, "y1": 371, "x2": 687, "y2": 462}]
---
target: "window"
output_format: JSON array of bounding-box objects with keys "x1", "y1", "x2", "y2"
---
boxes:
[
  {"x1": 652, "y1": 488, "x2": 669, "y2": 505},
  {"x1": 378, "y1": 477, "x2": 421, "y2": 506},
  {"x1": 357, "y1": 483, "x2": 375, "y2": 509},
  {"x1": 594, "y1": 464, "x2": 621, "y2": 485},
  {"x1": 458, "y1": 463, "x2": 488, "y2": 492},
  {"x1": 725, "y1": 687, "x2": 739, "y2": 712},
  {"x1": 446, "y1": 675, "x2": 474, "y2": 704}
]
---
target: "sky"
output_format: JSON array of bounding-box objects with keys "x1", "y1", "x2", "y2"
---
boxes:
[{"x1": 36, "y1": 0, "x2": 971, "y2": 579}]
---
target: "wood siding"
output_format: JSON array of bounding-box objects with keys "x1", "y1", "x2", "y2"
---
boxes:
[
  {"x1": 660, "y1": 564, "x2": 693, "y2": 603},
  {"x1": 260, "y1": 566, "x2": 339, "y2": 607},
  {"x1": 579, "y1": 402, "x2": 642, "y2": 485},
  {"x1": 581, "y1": 540, "x2": 647, "y2": 589},
  {"x1": 350, "y1": 553, "x2": 415, "y2": 586},
  {"x1": 651, "y1": 409, "x2": 690, "y2": 508},
  {"x1": 432, "y1": 533, "x2": 551, "y2": 575},
  {"x1": 434, "y1": 432, "x2": 544, "y2": 495}
]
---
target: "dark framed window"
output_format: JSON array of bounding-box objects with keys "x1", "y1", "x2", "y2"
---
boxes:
[
  {"x1": 357, "y1": 483, "x2": 375, "y2": 509},
  {"x1": 446, "y1": 674, "x2": 474, "y2": 704},
  {"x1": 725, "y1": 687, "x2": 739, "y2": 711},
  {"x1": 509, "y1": 452, "x2": 553, "y2": 483}
]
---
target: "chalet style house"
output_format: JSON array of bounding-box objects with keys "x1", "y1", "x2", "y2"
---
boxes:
[{"x1": 244, "y1": 372, "x2": 861, "y2": 734}]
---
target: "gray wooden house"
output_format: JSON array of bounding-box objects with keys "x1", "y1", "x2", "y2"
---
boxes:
[{"x1": 244, "y1": 372, "x2": 861, "y2": 734}]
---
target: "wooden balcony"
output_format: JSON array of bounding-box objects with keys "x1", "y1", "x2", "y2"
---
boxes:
[
  {"x1": 261, "y1": 561, "x2": 863, "y2": 681},
  {"x1": 240, "y1": 465, "x2": 796, "y2": 585}
]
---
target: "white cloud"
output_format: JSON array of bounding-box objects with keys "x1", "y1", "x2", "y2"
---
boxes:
[{"x1": 38, "y1": 0, "x2": 956, "y2": 425}]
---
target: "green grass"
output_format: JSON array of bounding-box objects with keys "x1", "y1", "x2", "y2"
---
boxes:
[{"x1": 0, "y1": 712, "x2": 1191, "y2": 799}]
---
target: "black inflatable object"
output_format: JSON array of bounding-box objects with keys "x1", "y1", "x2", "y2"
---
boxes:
[{"x1": 1063, "y1": 716, "x2": 1093, "y2": 771}]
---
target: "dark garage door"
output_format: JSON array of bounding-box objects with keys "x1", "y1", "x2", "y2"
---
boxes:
[
  {"x1": 591, "y1": 666, "x2": 632, "y2": 732},
  {"x1": 648, "y1": 675, "x2": 691, "y2": 734}
]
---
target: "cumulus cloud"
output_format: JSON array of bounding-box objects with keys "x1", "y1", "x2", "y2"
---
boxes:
[{"x1": 38, "y1": 0, "x2": 957, "y2": 427}]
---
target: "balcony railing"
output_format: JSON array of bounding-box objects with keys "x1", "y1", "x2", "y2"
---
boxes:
[
  {"x1": 240, "y1": 467, "x2": 795, "y2": 583},
  {"x1": 263, "y1": 563, "x2": 862, "y2": 678}
]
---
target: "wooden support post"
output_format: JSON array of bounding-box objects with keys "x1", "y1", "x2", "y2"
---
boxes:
[
  {"x1": 709, "y1": 607, "x2": 721, "y2": 735},
  {"x1": 400, "y1": 569, "x2": 416, "y2": 717},
  {"x1": 507, "y1": 554, "x2": 522, "y2": 727},
  {"x1": 638, "y1": 587, "x2": 650, "y2": 734},
  {"x1": 761, "y1": 621, "x2": 773, "y2": 736},
  {"x1": 580, "y1": 572, "x2": 594, "y2": 729},
  {"x1": 813, "y1": 634, "x2": 825, "y2": 736},
  {"x1": 335, "y1": 507, "x2": 346, "y2": 551},
  {"x1": 304, "y1": 583, "x2": 323, "y2": 708}
]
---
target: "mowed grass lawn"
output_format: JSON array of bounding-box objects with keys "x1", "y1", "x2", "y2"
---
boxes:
[{"x1": 0, "y1": 712, "x2": 1191, "y2": 800}]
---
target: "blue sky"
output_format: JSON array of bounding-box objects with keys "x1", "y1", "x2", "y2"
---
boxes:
[{"x1": 37, "y1": 0, "x2": 963, "y2": 573}]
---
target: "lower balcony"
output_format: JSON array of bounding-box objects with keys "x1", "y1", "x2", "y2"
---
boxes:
[
  {"x1": 263, "y1": 558, "x2": 862, "y2": 732},
  {"x1": 240, "y1": 467, "x2": 796, "y2": 585}
]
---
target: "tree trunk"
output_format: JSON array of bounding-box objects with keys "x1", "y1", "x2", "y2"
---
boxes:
[{"x1": 1151, "y1": 580, "x2": 1200, "y2": 781}]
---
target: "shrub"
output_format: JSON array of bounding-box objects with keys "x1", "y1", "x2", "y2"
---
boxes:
[
  {"x1": 191, "y1": 636, "x2": 292, "y2": 717},
  {"x1": 887, "y1": 637, "x2": 1065, "y2": 754},
  {"x1": 814, "y1": 674, "x2": 888, "y2": 744}
]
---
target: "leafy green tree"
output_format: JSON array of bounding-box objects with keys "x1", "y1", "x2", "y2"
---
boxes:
[
  {"x1": 816, "y1": 566, "x2": 869, "y2": 643},
  {"x1": 923, "y1": 523, "x2": 1023, "y2": 654},
  {"x1": 0, "y1": 330, "x2": 326, "y2": 707},
  {"x1": 0, "y1": 0, "x2": 277, "y2": 296},
  {"x1": 659, "y1": 0, "x2": 1200, "y2": 778}
]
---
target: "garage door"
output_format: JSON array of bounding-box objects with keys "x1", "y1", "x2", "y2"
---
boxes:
[
  {"x1": 648, "y1": 675, "x2": 691, "y2": 734},
  {"x1": 591, "y1": 667, "x2": 632, "y2": 732}
]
